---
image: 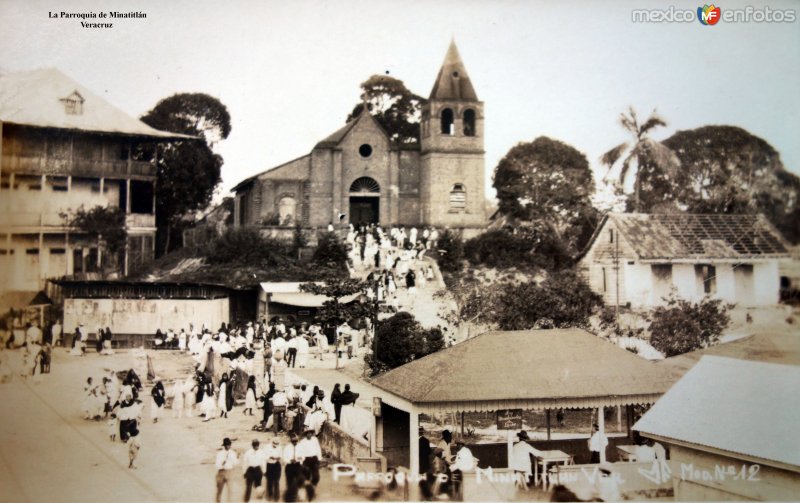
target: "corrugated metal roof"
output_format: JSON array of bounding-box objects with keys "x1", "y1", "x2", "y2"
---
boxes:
[
  {"x1": 635, "y1": 355, "x2": 800, "y2": 468},
  {"x1": 606, "y1": 213, "x2": 789, "y2": 260},
  {"x1": 0, "y1": 68, "x2": 191, "y2": 139},
  {"x1": 659, "y1": 332, "x2": 800, "y2": 380},
  {"x1": 371, "y1": 328, "x2": 674, "y2": 404}
]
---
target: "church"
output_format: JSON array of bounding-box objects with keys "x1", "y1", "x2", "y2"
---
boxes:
[{"x1": 231, "y1": 41, "x2": 486, "y2": 232}]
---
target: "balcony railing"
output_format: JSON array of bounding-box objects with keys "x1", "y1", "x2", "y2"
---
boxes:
[
  {"x1": 1, "y1": 154, "x2": 156, "y2": 178},
  {"x1": 125, "y1": 213, "x2": 156, "y2": 229},
  {"x1": 0, "y1": 212, "x2": 154, "y2": 229}
]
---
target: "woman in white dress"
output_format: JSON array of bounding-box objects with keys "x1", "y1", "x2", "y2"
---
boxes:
[
  {"x1": 171, "y1": 380, "x2": 185, "y2": 418},
  {"x1": 201, "y1": 380, "x2": 216, "y2": 421},
  {"x1": 243, "y1": 375, "x2": 257, "y2": 416},
  {"x1": 150, "y1": 381, "x2": 165, "y2": 423},
  {"x1": 178, "y1": 329, "x2": 187, "y2": 352},
  {"x1": 217, "y1": 373, "x2": 229, "y2": 419}
]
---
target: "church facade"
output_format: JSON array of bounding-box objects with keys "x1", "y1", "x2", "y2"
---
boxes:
[{"x1": 231, "y1": 41, "x2": 486, "y2": 231}]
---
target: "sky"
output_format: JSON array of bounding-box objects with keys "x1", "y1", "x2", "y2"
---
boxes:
[{"x1": 1, "y1": 0, "x2": 799, "y2": 202}]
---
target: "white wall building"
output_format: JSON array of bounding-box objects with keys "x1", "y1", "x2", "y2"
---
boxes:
[{"x1": 578, "y1": 213, "x2": 790, "y2": 308}]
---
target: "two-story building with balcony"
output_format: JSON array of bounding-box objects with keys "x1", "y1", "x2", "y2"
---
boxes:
[{"x1": 0, "y1": 68, "x2": 185, "y2": 295}]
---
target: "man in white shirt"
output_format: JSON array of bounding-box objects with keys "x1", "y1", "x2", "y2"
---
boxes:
[
  {"x1": 286, "y1": 335, "x2": 298, "y2": 368},
  {"x1": 282, "y1": 433, "x2": 302, "y2": 489},
  {"x1": 589, "y1": 423, "x2": 608, "y2": 463},
  {"x1": 272, "y1": 334, "x2": 287, "y2": 356},
  {"x1": 243, "y1": 439, "x2": 265, "y2": 502},
  {"x1": 511, "y1": 430, "x2": 542, "y2": 489},
  {"x1": 51, "y1": 321, "x2": 62, "y2": 347},
  {"x1": 26, "y1": 322, "x2": 42, "y2": 345},
  {"x1": 215, "y1": 437, "x2": 239, "y2": 503},
  {"x1": 450, "y1": 440, "x2": 477, "y2": 499},
  {"x1": 297, "y1": 429, "x2": 322, "y2": 486},
  {"x1": 263, "y1": 437, "x2": 283, "y2": 501}
]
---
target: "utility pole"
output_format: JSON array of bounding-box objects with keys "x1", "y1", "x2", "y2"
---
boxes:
[{"x1": 614, "y1": 230, "x2": 620, "y2": 323}]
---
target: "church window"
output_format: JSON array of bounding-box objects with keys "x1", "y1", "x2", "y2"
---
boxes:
[
  {"x1": 359, "y1": 144, "x2": 372, "y2": 158},
  {"x1": 349, "y1": 177, "x2": 380, "y2": 194},
  {"x1": 440, "y1": 108, "x2": 454, "y2": 135},
  {"x1": 449, "y1": 183, "x2": 466, "y2": 211},
  {"x1": 463, "y1": 109, "x2": 476, "y2": 136},
  {"x1": 278, "y1": 195, "x2": 297, "y2": 226}
]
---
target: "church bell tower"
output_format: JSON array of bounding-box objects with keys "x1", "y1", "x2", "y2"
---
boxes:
[{"x1": 419, "y1": 39, "x2": 486, "y2": 227}]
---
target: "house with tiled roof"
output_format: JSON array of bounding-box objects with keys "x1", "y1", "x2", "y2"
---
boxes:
[
  {"x1": 230, "y1": 40, "x2": 486, "y2": 231},
  {"x1": 577, "y1": 213, "x2": 790, "y2": 308},
  {"x1": 0, "y1": 68, "x2": 185, "y2": 295}
]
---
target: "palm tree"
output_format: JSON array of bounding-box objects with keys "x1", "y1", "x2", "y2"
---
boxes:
[{"x1": 601, "y1": 108, "x2": 679, "y2": 212}]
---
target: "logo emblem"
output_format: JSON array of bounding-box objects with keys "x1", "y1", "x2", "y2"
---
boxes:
[{"x1": 698, "y1": 4, "x2": 721, "y2": 25}]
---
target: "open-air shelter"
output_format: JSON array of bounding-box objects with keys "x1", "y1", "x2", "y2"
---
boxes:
[{"x1": 370, "y1": 328, "x2": 675, "y2": 474}]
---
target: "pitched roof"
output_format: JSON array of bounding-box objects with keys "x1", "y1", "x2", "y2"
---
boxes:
[
  {"x1": 371, "y1": 329, "x2": 674, "y2": 410},
  {"x1": 635, "y1": 355, "x2": 800, "y2": 470},
  {"x1": 314, "y1": 109, "x2": 392, "y2": 149},
  {"x1": 230, "y1": 154, "x2": 310, "y2": 193},
  {"x1": 659, "y1": 332, "x2": 800, "y2": 380},
  {"x1": 0, "y1": 68, "x2": 189, "y2": 139},
  {"x1": 594, "y1": 213, "x2": 789, "y2": 260},
  {"x1": 429, "y1": 40, "x2": 478, "y2": 101}
]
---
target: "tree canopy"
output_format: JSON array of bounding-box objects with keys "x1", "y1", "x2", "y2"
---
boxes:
[
  {"x1": 655, "y1": 125, "x2": 800, "y2": 243},
  {"x1": 366, "y1": 311, "x2": 444, "y2": 375},
  {"x1": 140, "y1": 93, "x2": 231, "y2": 254},
  {"x1": 492, "y1": 136, "x2": 598, "y2": 256},
  {"x1": 347, "y1": 74, "x2": 425, "y2": 144}
]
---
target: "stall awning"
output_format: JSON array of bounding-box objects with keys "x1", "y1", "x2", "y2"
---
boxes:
[{"x1": 269, "y1": 292, "x2": 360, "y2": 308}]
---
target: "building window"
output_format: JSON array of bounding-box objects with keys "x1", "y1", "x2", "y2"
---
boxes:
[
  {"x1": 440, "y1": 108, "x2": 454, "y2": 135},
  {"x1": 26, "y1": 248, "x2": 40, "y2": 255},
  {"x1": 278, "y1": 195, "x2": 297, "y2": 226},
  {"x1": 463, "y1": 109, "x2": 476, "y2": 136},
  {"x1": 609, "y1": 229, "x2": 614, "y2": 244},
  {"x1": 602, "y1": 267, "x2": 607, "y2": 292},
  {"x1": 359, "y1": 144, "x2": 372, "y2": 158},
  {"x1": 695, "y1": 264, "x2": 717, "y2": 294},
  {"x1": 50, "y1": 248, "x2": 66, "y2": 255},
  {"x1": 48, "y1": 176, "x2": 69, "y2": 192},
  {"x1": 449, "y1": 183, "x2": 466, "y2": 211},
  {"x1": 60, "y1": 91, "x2": 85, "y2": 115},
  {"x1": 130, "y1": 180, "x2": 154, "y2": 214}
]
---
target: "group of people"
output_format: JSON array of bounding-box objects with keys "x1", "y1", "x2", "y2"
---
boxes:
[
  {"x1": 0, "y1": 320, "x2": 52, "y2": 382},
  {"x1": 215, "y1": 430, "x2": 323, "y2": 503},
  {"x1": 81, "y1": 368, "x2": 145, "y2": 468},
  {"x1": 418, "y1": 428, "x2": 478, "y2": 500}
]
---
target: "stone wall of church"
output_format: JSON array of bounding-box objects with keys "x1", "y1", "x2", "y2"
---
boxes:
[
  {"x1": 398, "y1": 150, "x2": 421, "y2": 225},
  {"x1": 308, "y1": 149, "x2": 335, "y2": 227},
  {"x1": 420, "y1": 152, "x2": 486, "y2": 227}
]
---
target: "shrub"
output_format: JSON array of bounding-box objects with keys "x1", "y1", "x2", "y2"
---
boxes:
[
  {"x1": 207, "y1": 227, "x2": 289, "y2": 266},
  {"x1": 436, "y1": 229, "x2": 464, "y2": 273},
  {"x1": 492, "y1": 269, "x2": 602, "y2": 330},
  {"x1": 464, "y1": 230, "x2": 535, "y2": 269},
  {"x1": 311, "y1": 232, "x2": 349, "y2": 269},
  {"x1": 649, "y1": 296, "x2": 732, "y2": 357}
]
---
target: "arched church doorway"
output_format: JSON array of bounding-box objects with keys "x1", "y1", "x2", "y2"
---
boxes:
[{"x1": 349, "y1": 177, "x2": 380, "y2": 225}]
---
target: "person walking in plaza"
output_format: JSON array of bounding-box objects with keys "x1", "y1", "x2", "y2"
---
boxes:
[
  {"x1": 243, "y1": 375, "x2": 257, "y2": 416},
  {"x1": 331, "y1": 383, "x2": 342, "y2": 424},
  {"x1": 264, "y1": 437, "x2": 283, "y2": 501},
  {"x1": 271, "y1": 388, "x2": 288, "y2": 434},
  {"x1": 218, "y1": 373, "x2": 230, "y2": 419},
  {"x1": 150, "y1": 380, "x2": 165, "y2": 423},
  {"x1": 282, "y1": 433, "x2": 302, "y2": 491},
  {"x1": 297, "y1": 428, "x2": 322, "y2": 487},
  {"x1": 242, "y1": 439, "x2": 265, "y2": 502},
  {"x1": 215, "y1": 437, "x2": 238, "y2": 503},
  {"x1": 171, "y1": 379, "x2": 185, "y2": 418},
  {"x1": 128, "y1": 429, "x2": 141, "y2": 469}
]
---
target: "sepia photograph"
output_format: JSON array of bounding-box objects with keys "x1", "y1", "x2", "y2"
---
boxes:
[{"x1": 0, "y1": 0, "x2": 798, "y2": 501}]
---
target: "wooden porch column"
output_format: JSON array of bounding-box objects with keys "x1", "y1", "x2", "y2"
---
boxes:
[
  {"x1": 409, "y1": 406, "x2": 420, "y2": 475},
  {"x1": 546, "y1": 409, "x2": 552, "y2": 441},
  {"x1": 598, "y1": 407, "x2": 607, "y2": 463}
]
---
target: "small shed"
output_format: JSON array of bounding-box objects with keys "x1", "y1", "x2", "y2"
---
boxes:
[
  {"x1": 370, "y1": 328, "x2": 675, "y2": 474},
  {"x1": 258, "y1": 282, "x2": 361, "y2": 326},
  {"x1": 635, "y1": 355, "x2": 800, "y2": 501}
]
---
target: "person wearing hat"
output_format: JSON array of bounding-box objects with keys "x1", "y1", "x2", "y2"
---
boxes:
[
  {"x1": 243, "y1": 439, "x2": 265, "y2": 502},
  {"x1": 297, "y1": 428, "x2": 322, "y2": 486},
  {"x1": 263, "y1": 437, "x2": 283, "y2": 501},
  {"x1": 215, "y1": 437, "x2": 239, "y2": 503},
  {"x1": 589, "y1": 423, "x2": 608, "y2": 464},
  {"x1": 511, "y1": 430, "x2": 542, "y2": 489},
  {"x1": 437, "y1": 429, "x2": 454, "y2": 464},
  {"x1": 282, "y1": 432, "x2": 302, "y2": 490}
]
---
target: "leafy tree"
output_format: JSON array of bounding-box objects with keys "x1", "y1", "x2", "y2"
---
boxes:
[
  {"x1": 658, "y1": 125, "x2": 800, "y2": 243},
  {"x1": 63, "y1": 205, "x2": 127, "y2": 274},
  {"x1": 366, "y1": 311, "x2": 444, "y2": 375},
  {"x1": 311, "y1": 232, "x2": 349, "y2": 269},
  {"x1": 649, "y1": 295, "x2": 732, "y2": 357},
  {"x1": 347, "y1": 75, "x2": 425, "y2": 144},
  {"x1": 140, "y1": 93, "x2": 232, "y2": 255},
  {"x1": 601, "y1": 108, "x2": 679, "y2": 212},
  {"x1": 493, "y1": 137, "x2": 598, "y2": 256},
  {"x1": 492, "y1": 270, "x2": 602, "y2": 330}
]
